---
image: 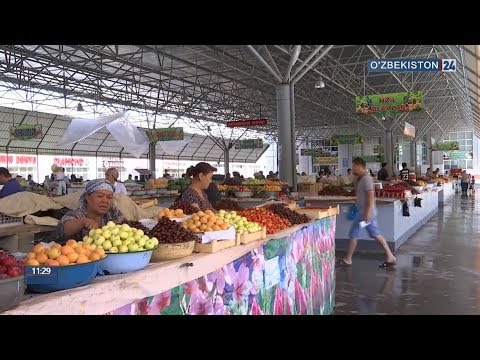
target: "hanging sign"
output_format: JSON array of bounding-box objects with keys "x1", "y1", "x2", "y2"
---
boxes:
[
  {"x1": 234, "y1": 139, "x2": 263, "y2": 149},
  {"x1": 331, "y1": 133, "x2": 364, "y2": 145},
  {"x1": 313, "y1": 157, "x2": 338, "y2": 165},
  {"x1": 355, "y1": 91, "x2": 423, "y2": 116},
  {"x1": 226, "y1": 119, "x2": 268, "y2": 128},
  {"x1": 433, "y1": 141, "x2": 459, "y2": 151},
  {"x1": 301, "y1": 148, "x2": 323, "y2": 156},
  {"x1": 147, "y1": 127, "x2": 184, "y2": 142},
  {"x1": 404, "y1": 122, "x2": 416, "y2": 138},
  {"x1": 443, "y1": 151, "x2": 472, "y2": 160},
  {"x1": 10, "y1": 124, "x2": 43, "y2": 140}
]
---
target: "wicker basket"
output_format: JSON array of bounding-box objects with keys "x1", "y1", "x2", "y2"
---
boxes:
[{"x1": 151, "y1": 241, "x2": 195, "y2": 261}]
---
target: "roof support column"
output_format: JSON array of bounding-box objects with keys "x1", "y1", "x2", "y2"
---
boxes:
[
  {"x1": 149, "y1": 142, "x2": 156, "y2": 178},
  {"x1": 276, "y1": 83, "x2": 295, "y2": 187},
  {"x1": 384, "y1": 130, "x2": 394, "y2": 175},
  {"x1": 410, "y1": 141, "x2": 417, "y2": 172},
  {"x1": 224, "y1": 148, "x2": 230, "y2": 177}
]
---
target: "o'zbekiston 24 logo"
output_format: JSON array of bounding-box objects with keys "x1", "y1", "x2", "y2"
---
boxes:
[{"x1": 368, "y1": 59, "x2": 456, "y2": 73}]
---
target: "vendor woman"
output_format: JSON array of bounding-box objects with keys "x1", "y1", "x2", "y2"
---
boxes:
[
  {"x1": 179, "y1": 162, "x2": 217, "y2": 211},
  {"x1": 56, "y1": 179, "x2": 125, "y2": 241}
]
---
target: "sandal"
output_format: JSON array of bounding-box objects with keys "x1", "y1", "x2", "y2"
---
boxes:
[
  {"x1": 335, "y1": 258, "x2": 352, "y2": 267},
  {"x1": 379, "y1": 261, "x2": 396, "y2": 268}
]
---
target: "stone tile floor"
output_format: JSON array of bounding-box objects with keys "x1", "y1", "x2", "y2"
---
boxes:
[{"x1": 334, "y1": 191, "x2": 480, "y2": 315}]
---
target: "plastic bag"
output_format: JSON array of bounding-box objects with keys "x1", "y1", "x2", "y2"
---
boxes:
[
  {"x1": 156, "y1": 134, "x2": 193, "y2": 155},
  {"x1": 106, "y1": 117, "x2": 149, "y2": 158},
  {"x1": 347, "y1": 204, "x2": 358, "y2": 220}
]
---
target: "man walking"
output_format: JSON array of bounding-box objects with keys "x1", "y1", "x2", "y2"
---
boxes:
[{"x1": 336, "y1": 157, "x2": 397, "y2": 268}]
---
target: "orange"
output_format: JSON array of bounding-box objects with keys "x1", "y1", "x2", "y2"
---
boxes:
[
  {"x1": 27, "y1": 252, "x2": 36, "y2": 260},
  {"x1": 56, "y1": 255, "x2": 69, "y2": 266},
  {"x1": 67, "y1": 252, "x2": 79, "y2": 263},
  {"x1": 94, "y1": 247, "x2": 105, "y2": 257},
  {"x1": 33, "y1": 244, "x2": 45, "y2": 254},
  {"x1": 192, "y1": 215, "x2": 200, "y2": 222},
  {"x1": 51, "y1": 243, "x2": 62, "y2": 250},
  {"x1": 47, "y1": 248, "x2": 60, "y2": 260},
  {"x1": 200, "y1": 217, "x2": 208, "y2": 224},
  {"x1": 206, "y1": 222, "x2": 214, "y2": 228},
  {"x1": 76, "y1": 254, "x2": 90, "y2": 264},
  {"x1": 192, "y1": 228, "x2": 200, "y2": 233},
  {"x1": 221, "y1": 224, "x2": 229, "y2": 230},
  {"x1": 174, "y1": 209, "x2": 183, "y2": 216},
  {"x1": 26, "y1": 259, "x2": 40, "y2": 266},
  {"x1": 46, "y1": 259, "x2": 59, "y2": 266},
  {"x1": 194, "y1": 221, "x2": 201, "y2": 228},
  {"x1": 89, "y1": 253, "x2": 101, "y2": 261},
  {"x1": 197, "y1": 211, "x2": 205, "y2": 217},
  {"x1": 60, "y1": 245, "x2": 74, "y2": 255},
  {"x1": 65, "y1": 239, "x2": 78, "y2": 248},
  {"x1": 215, "y1": 219, "x2": 224, "y2": 226},
  {"x1": 199, "y1": 224, "x2": 207, "y2": 231},
  {"x1": 35, "y1": 252, "x2": 48, "y2": 264},
  {"x1": 75, "y1": 246, "x2": 87, "y2": 255},
  {"x1": 189, "y1": 225, "x2": 197, "y2": 231},
  {"x1": 205, "y1": 210, "x2": 214, "y2": 216},
  {"x1": 206, "y1": 227, "x2": 213, "y2": 232},
  {"x1": 212, "y1": 225, "x2": 220, "y2": 231},
  {"x1": 82, "y1": 243, "x2": 92, "y2": 250}
]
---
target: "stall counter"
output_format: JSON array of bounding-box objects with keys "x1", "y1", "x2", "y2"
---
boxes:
[
  {"x1": 438, "y1": 182, "x2": 455, "y2": 204},
  {"x1": 3, "y1": 217, "x2": 337, "y2": 315}
]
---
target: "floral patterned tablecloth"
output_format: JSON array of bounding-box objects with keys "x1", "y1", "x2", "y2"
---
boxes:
[{"x1": 106, "y1": 217, "x2": 336, "y2": 315}]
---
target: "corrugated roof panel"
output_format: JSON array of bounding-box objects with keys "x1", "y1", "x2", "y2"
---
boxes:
[
  {"x1": 45, "y1": 127, "x2": 67, "y2": 136},
  {"x1": 73, "y1": 144, "x2": 103, "y2": 152}
]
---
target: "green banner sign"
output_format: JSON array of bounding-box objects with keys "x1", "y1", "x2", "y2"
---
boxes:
[
  {"x1": 433, "y1": 141, "x2": 459, "y2": 151},
  {"x1": 313, "y1": 157, "x2": 338, "y2": 165},
  {"x1": 444, "y1": 151, "x2": 472, "y2": 160},
  {"x1": 355, "y1": 91, "x2": 423, "y2": 116},
  {"x1": 234, "y1": 139, "x2": 263, "y2": 149},
  {"x1": 301, "y1": 148, "x2": 323, "y2": 156},
  {"x1": 9, "y1": 124, "x2": 43, "y2": 140},
  {"x1": 147, "y1": 127, "x2": 184, "y2": 142},
  {"x1": 331, "y1": 133, "x2": 364, "y2": 145}
]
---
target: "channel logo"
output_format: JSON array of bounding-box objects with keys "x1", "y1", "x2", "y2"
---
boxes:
[{"x1": 368, "y1": 59, "x2": 456, "y2": 73}]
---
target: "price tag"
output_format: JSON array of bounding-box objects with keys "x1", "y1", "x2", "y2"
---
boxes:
[{"x1": 24, "y1": 266, "x2": 59, "y2": 285}]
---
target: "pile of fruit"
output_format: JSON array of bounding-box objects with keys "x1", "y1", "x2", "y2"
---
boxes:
[
  {"x1": 217, "y1": 210, "x2": 262, "y2": 235},
  {"x1": 213, "y1": 199, "x2": 244, "y2": 211},
  {"x1": 0, "y1": 250, "x2": 24, "y2": 278},
  {"x1": 318, "y1": 185, "x2": 352, "y2": 196},
  {"x1": 181, "y1": 210, "x2": 230, "y2": 233},
  {"x1": 150, "y1": 217, "x2": 198, "y2": 244},
  {"x1": 157, "y1": 208, "x2": 186, "y2": 220},
  {"x1": 416, "y1": 180, "x2": 426, "y2": 187},
  {"x1": 266, "y1": 179, "x2": 287, "y2": 185},
  {"x1": 217, "y1": 184, "x2": 230, "y2": 191},
  {"x1": 259, "y1": 185, "x2": 282, "y2": 192},
  {"x1": 83, "y1": 221, "x2": 159, "y2": 253},
  {"x1": 26, "y1": 240, "x2": 106, "y2": 267},
  {"x1": 170, "y1": 201, "x2": 198, "y2": 215},
  {"x1": 240, "y1": 208, "x2": 290, "y2": 234},
  {"x1": 242, "y1": 179, "x2": 265, "y2": 186},
  {"x1": 232, "y1": 185, "x2": 253, "y2": 192},
  {"x1": 265, "y1": 204, "x2": 310, "y2": 225},
  {"x1": 144, "y1": 178, "x2": 168, "y2": 190},
  {"x1": 121, "y1": 220, "x2": 149, "y2": 234}
]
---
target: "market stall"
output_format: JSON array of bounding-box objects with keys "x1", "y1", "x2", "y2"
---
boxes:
[
  {"x1": 438, "y1": 181, "x2": 455, "y2": 204},
  {"x1": 2, "y1": 211, "x2": 337, "y2": 315}
]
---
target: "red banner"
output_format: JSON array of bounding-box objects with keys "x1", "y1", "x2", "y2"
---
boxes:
[
  {"x1": 53, "y1": 157, "x2": 84, "y2": 167},
  {"x1": 0, "y1": 155, "x2": 37, "y2": 165},
  {"x1": 226, "y1": 119, "x2": 268, "y2": 128}
]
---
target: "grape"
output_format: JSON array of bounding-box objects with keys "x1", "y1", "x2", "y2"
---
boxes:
[{"x1": 148, "y1": 217, "x2": 198, "y2": 244}]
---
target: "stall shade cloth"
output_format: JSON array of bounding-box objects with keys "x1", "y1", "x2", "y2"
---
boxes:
[{"x1": 58, "y1": 111, "x2": 150, "y2": 158}]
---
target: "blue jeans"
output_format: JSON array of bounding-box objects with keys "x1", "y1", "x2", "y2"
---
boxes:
[{"x1": 349, "y1": 216, "x2": 382, "y2": 239}]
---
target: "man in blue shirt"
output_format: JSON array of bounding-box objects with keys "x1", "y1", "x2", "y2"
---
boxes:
[{"x1": 0, "y1": 167, "x2": 24, "y2": 199}]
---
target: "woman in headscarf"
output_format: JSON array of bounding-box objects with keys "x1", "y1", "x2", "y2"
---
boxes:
[{"x1": 56, "y1": 179, "x2": 125, "y2": 242}]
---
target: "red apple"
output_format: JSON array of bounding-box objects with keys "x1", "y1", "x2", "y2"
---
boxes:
[
  {"x1": 0, "y1": 266, "x2": 6, "y2": 274},
  {"x1": 1, "y1": 257, "x2": 17, "y2": 268},
  {"x1": 6, "y1": 266, "x2": 21, "y2": 278}
]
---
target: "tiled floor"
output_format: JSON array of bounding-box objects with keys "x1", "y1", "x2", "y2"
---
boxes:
[{"x1": 334, "y1": 191, "x2": 480, "y2": 315}]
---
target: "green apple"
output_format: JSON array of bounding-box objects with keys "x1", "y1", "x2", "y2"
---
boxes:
[
  {"x1": 128, "y1": 243, "x2": 139, "y2": 252},
  {"x1": 109, "y1": 246, "x2": 119, "y2": 253},
  {"x1": 133, "y1": 234, "x2": 141, "y2": 241},
  {"x1": 112, "y1": 239, "x2": 122, "y2": 247},
  {"x1": 118, "y1": 245, "x2": 129, "y2": 253},
  {"x1": 101, "y1": 225, "x2": 109, "y2": 232},
  {"x1": 89, "y1": 229, "x2": 96, "y2": 237},
  {"x1": 102, "y1": 230, "x2": 112, "y2": 239},
  {"x1": 94, "y1": 236, "x2": 106, "y2": 245},
  {"x1": 136, "y1": 247, "x2": 145, "y2": 252},
  {"x1": 83, "y1": 236, "x2": 94, "y2": 244},
  {"x1": 135, "y1": 229, "x2": 144, "y2": 237},
  {"x1": 111, "y1": 227, "x2": 120, "y2": 235},
  {"x1": 119, "y1": 231, "x2": 129, "y2": 239},
  {"x1": 122, "y1": 239, "x2": 132, "y2": 246},
  {"x1": 150, "y1": 237, "x2": 159, "y2": 246},
  {"x1": 102, "y1": 240, "x2": 113, "y2": 250},
  {"x1": 140, "y1": 235, "x2": 148, "y2": 242},
  {"x1": 144, "y1": 239, "x2": 155, "y2": 250},
  {"x1": 94, "y1": 228, "x2": 103, "y2": 235},
  {"x1": 120, "y1": 224, "x2": 130, "y2": 232},
  {"x1": 225, "y1": 214, "x2": 232, "y2": 220},
  {"x1": 137, "y1": 238, "x2": 146, "y2": 247},
  {"x1": 107, "y1": 221, "x2": 116, "y2": 228}
]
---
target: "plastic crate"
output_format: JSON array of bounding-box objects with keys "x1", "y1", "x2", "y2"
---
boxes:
[{"x1": 0, "y1": 213, "x2": 23, "y2": 227}]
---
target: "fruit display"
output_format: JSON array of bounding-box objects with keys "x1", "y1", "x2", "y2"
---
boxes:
[
  {"x1": 390, "y1": 182, "x2": 420, "y2": 195},
  {"x1": 181, "y1": 210, "x2": 230, "y2": 233},
  {"x1": 83, "y1": 221, "x2": 159, "y2": 254},
  {"x1": 26, "y1": 240, "x2": 106, "y2": 267},
  {"x1": 145, "y1": 178, "x2": 168, "y2": 190},
  {"x1": 231, "y1": 185, "x2": 253, "y2": 192},
  {"x1": 213, "y1": 199, "x2": 244, "y2": 212},
  {"x1": 259, "y1": 185, "x2": 282, "y2": 192},
  {"x1": 121, "y1": 220, "x2": 150, "y2": 234},
  {"x1": 242, "y1": 179, "x2": 265, "y2": 186},
  {"x1": 170, "y1": 201, "x2": 198, "y2": 215},
  {"x1": 157, "y1": 208, "x2": 186, "y2": 220},
  {"x1": 416, "y1": 180, "x2": 426, "y2": 187},
  {"x1": 318, "y1": 185, "x2": 353, "y2": 196},
  {"x1": 240, "y1": 208, "x2": 291, "y2": 234},
  {"x1": 150, "y1": 217, "x2": 198, "y2": 244},
  {"x1": 0, "y1": 250, "x2": 24, "y2": 279},
  {"x1": 266, "y1": 179, "x2": 288, "y2": 186},
  {"x1": 167, "y1": 180, "x2": 181, "y2": 191},
  {"x1": 265, "y1": 204, "x2": 310, "y2": 225},
  {"x1": 217, "y1": 210, "x2": 262, "y2": 235},
  {"x1": 217, "y1": 184, "x2": 230, "y2": 191}
]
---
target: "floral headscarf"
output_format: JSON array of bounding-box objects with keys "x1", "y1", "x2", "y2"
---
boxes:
[{"x1": 78, "y1": 179, "x2": 114, "y2": 212}]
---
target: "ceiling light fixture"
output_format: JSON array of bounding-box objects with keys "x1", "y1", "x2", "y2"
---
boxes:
[
  {"x1": 76, "y1": 102, "x2": 84, "y2": 112},
  {"x1": 381, "y1": 115, "x2": 386, "y2": 120},
  {"x1": 314, "y1": 78, "x2": 325, "y2": 89},
  {"x1": 181, "y1": 95, "x2": 190, "y2": 105}
]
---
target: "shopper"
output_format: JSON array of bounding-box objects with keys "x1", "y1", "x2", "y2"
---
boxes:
[
  {"x1": 400, "y1": 162, "x2": 410, "y2": 181},
  {"x1": 425, "y1": 168, "x2": 434, "y2": 178},
  {"x1": 0, "y1": 167, "x2": 25, "y2": 199},
  {"x1": 257, "y1": 171, "x2": 266, "y2": 180},
  {"x1": 470, "y1": 176, "x2": 476, "y2": 193},
  {"x1": 105, "y1": 167, "x2": 128, "y2": 195},
  {"x1": 336, "y1": 158, "x2": 397, "y2": 268},
  {"x1": 377, "y1": 162, "x2": 389, "y2": 181},
  {"x1": 461, "y1": 170, "x2": 469, "y2": 195}
]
